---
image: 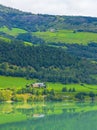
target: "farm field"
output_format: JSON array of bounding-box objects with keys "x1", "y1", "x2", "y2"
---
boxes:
[
  {"x1": 0, "y1": 76, "x2": 36, "y2": 89},
  {"x1": 33, "y1": 30, "x2": 97, "y2": 45},
  {"x1": 0, "y1": 76, "x2": 97, "y2": 93}
]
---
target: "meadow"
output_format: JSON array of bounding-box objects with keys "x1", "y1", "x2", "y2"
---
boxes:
[
  {"x1": 0, "y1": 76, "x2": 36, "y2": 89},
  {"x1": 1, "y1": 26, "x2": 97, "y2": 46},
  {"x1": 33, "y1": 30, "x2": 97, "y2": 45},
  {"x1": 0, "y1": 26, "x2": 27, "y2": 36},
  {"x1": 0, "y1": 76, "x2": 97, "y2": 94}
]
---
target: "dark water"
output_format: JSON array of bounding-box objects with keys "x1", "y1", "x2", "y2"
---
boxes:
[{"x1": 0, "y1": 101, "x2": 97, "y2": 130}]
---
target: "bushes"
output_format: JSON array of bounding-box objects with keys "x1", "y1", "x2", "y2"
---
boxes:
[
  {"x1": 62, "y1": 87, "x2": 76, "y2": 92},
  {"x1": 27, "y1": 95, "x2": 44, "y2": 102},
  {"x1": 0, "y1": 90, "x2": 12, "y2": 101},
  {"x1": 11, "y1": 95, "x2": 24, "y2": 102},
  {"x1": 75, "y1": 92, "x2": 96, "y2": 102}
]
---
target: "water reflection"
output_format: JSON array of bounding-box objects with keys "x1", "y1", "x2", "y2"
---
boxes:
[{"x1": 0, "y1": 102, "x2": 97, "y2": 130}]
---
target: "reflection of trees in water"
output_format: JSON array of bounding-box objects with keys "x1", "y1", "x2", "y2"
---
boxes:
[
  {"x1": 10, "y1": 104, "x2": 55, "y2": 118},
  {"x1": 1, "y1": 102, "x2": 97, "y2": 130},
  {"x1": 62, "y1": 108, "x2": 76, "y2": 114},
  {"x1": 1, "y1": 110, "x2": 97, "y2": 130},
  {"x1": 42, "y1": 105, "x2": 55, "y2": 114}
]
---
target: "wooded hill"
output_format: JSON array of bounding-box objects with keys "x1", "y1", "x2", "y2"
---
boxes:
[
  {"x1": 0, "y1": 4, "x2": 97, "y2": 32},
  {"x1": 0, "y1": 4, "x2": 97, "y2": 84},
  {"x1": 0, "y1": 39, "x2": 97, "y2": 84}
]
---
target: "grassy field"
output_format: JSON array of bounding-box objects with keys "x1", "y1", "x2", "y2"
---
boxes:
[
  {"x1": 0, "y1": 76, "x2": 97, "y2": 93},
  {"x1": 0, "y1": 76, "x2": 36, "y2": 89},
  {"x1": 33, "y1": 30, "x2": 97, "y2": 45},
  {"x1": 47, "y1": 83, "x2": 97, "y2": 94},
  {"x1": 0, "y1": 26, "x2": 27, "y2": 36},
  {"x1": 1, "y1": 27, "x2": 97, "y2": 45}
]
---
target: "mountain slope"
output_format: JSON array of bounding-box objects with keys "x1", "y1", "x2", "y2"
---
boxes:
[
  {"x1": 0, "y1": 39, "x2": 97, "y2": 84},
  {"x1": 0, "y1": 5, "x2": 97, "y2": 84},
  {"x1": 0, "y1": 4, "x2": 97, "y2": 32}
]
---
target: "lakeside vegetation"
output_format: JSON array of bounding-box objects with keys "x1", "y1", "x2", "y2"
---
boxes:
[{"x1": 0, "y1": 76, "x2": 97, "y2": 102}]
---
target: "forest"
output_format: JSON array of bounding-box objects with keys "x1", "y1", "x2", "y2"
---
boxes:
[{"x1": 0, "y1": 39, "x2": 97, "y2": 84}]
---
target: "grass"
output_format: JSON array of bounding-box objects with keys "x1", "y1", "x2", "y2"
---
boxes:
[
  {"x1": 0, "y1": 76, "x2": 97, "y2": 93},
  {"x1": 47, "y1": 82, "x2": 97, "y2": 93},
  {"x1": 1, "y1": 27, "x2": 97, "y2": 45},
  {"x1": 0, "y1": 76, "x2": 36, "y2": 89},
  {"x1": 24, "y1": 41, "x2": 33, "y2": 46},
  {"x1": 0, "y1": 36, "x2": 11, "y2": 42},
  {"x1": 0, "y1": 26, "x2": 27, "y2": 36},
  {"x1": 33, "y1": 30, "x2": 97, "y2": 45}
]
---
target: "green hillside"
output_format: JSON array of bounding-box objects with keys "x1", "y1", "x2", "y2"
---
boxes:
[
  {"x1": 0, "y1": 4, "x2": 97, "y2": 86},
  {"x1": 33, "y1": 30, "x2": 97, "y2": 45},
  {"x1": 0, "y1": 4, "x2": 97, "y2": 32},
  {"x1": 0, "y1": 4, "x2": 97, "y2": 45},
  {"x1": 0, "y1": 26, "x2": 27, "y2": 36},
  {"x1": 0, "y1": 39, "x2": 97, "y2": 84}
]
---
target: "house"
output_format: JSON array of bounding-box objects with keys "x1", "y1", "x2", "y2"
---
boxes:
[
  {"x1": 49, "y1": 28, "x2": 55, "y2": 32},
  {"x1": 32, "y1": 83, "x2": 46, "y2": 88}
]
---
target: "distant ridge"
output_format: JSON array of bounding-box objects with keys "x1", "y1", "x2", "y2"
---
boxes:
[{"x1": 0, "y1": 4, "x2": 97, "y2": 32}]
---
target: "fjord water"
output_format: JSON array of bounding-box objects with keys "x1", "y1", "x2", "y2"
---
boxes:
[{"x1": 0, "y1": 102, "x2": 97, "y2": 130}]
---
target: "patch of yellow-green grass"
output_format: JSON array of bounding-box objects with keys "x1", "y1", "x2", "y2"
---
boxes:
[
  {"x1": 0, "y1": 26, "x2": 27, "y2": 36},
  {"x1": 24, "y1": 41, "x2": 33, "y2": 46},
  {"x1": 33, "y1": 30, "x2": 97, "y2": 45},
  {"x1": 47, "y1": 82, "x2": 97, "y2": 93},
  {"x1": 64, "y1": 84, "x2": 97, "y2": 93},
  {"x1": 47, "y1": 82, "x2": 64, "y2": 92},
  {"x1": 0, "y1": 76, "x2": 36, "y2": 89},
  {"x1": 0, "y1": 36, "x2": 11, "y2": 42}
]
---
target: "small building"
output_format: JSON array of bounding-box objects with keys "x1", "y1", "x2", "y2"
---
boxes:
[
  {"x1": 32, "y1": 83, "x2": 46, "y2": 88},
  {"x1": 49, "y1": 28, "x2": 55, "y2": 32}
]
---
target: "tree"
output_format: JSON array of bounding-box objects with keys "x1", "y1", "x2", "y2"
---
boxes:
[
  {"x1": 36, "y1": 90, "x2": 39, "y2": 96},
  {"x1": 62, "y1": 87, "x2": 67, "y2": 92},
  {"x1": 68, "y1": 88, "x2": 72, "y2": 92},
  {"x1": 75, "y1": 92, "x2": 85, "y2": 101},
  {"x1": 0, "y1": 90, "x2": 12, "y2": 101},
  {"x1": 49, "y1": 89, "x2": 55, "y2": 96},
  {"x1": 72, "y1": 88, "x2": 76, "y2": 92},
  {"x1": 42, "y1": 89, "x2": 48, "y2": 95},
  {"x1": 89, "y1": 92, "x2": 95, "y2": 102}
]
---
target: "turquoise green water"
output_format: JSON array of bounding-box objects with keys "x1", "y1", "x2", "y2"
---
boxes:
[{"x1": 0, "y1": 101, "x2": 97, "y2": 130}]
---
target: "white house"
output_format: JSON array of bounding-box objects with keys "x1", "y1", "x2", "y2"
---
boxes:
[{"x1": 32, "y1": 83, "x2": 46, "y2": 88}]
